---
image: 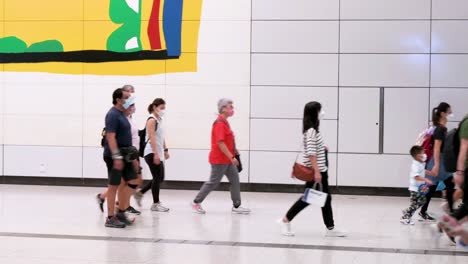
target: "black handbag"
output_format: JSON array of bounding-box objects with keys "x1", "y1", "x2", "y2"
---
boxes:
[{"x1": 235, "y1": 154, "x2": 243, "y2": 173}]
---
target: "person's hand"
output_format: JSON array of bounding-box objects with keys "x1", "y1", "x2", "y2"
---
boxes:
[
  {"x1": 231, "y1": 157, "x2": 240, "y2": 167},
  {"x1": 426, "y1": 179, "x2": 434, "y2": 186},
  {"x1": 153, "y1": 155, "x2": 161, "y2": 165},
  {"x1": 431, "y1": 165, "x2": 440, "y2": 177},
  {"x1": 314, "y1": 171, "x2": 322, "y2": 183},
  {"x1": 454, "y1": 173, "x2": 464, "y2": 186},
  {"x1": 164, "y1": 152, "x2": 170, "y2": 160},
  {"x1": 113, "y1": 159, "x2": 124, "y2": 170}
]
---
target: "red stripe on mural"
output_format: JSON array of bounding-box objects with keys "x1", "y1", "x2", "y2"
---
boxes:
[{"x1": 148, "y1": 0, "x2": 162, "y2": 50}]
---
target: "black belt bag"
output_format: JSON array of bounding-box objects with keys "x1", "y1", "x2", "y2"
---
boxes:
[{"x1": 120, "y1": 146, "x2": 139, "y2": 162}]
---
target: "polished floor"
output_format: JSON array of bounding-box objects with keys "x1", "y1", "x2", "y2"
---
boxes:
[{"x1": 0, "y1": 184, "x2": 466, "y2": 264}]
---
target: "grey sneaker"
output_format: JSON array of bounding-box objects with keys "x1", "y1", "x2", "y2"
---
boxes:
[
  {"x1": 105, "y1": 216, "x2": 126, "y2": 228},
  {"x1": 232, "y1": 206, "x2": 251, "y2": 215},
  {"x1": 191, "y1": 202, "x2": 206, "y2": 214},
  {"x1": 116, "y1": 211, "x2": 133, "y2": 226},
  {"x1": 134, "y1": 192, "x2": 143, "y2": 207},
  {"x1": 151, "y1": 203, "x2": 170, "y2": 212}
]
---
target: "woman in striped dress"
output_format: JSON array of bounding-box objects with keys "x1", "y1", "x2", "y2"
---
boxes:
[{"x1": 278, "y1": 101, "x2": 346, "y2": 237}]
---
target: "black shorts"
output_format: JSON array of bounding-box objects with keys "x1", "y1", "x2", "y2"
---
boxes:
[{"x1": 103, "y1": 156, "x2": 137, "y2": 186}]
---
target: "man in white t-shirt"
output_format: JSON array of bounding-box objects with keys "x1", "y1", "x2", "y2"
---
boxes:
[{"x1": 400, "y1": 146, "x2": 435, "y2": 225}]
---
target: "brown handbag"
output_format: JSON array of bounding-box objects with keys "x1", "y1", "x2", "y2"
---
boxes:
[
  {"x1": 292, "y1": 162, "x2": 315, "y2": 182},
  {"x1": 291, "y1": 131, "x2": 315, "y2": 182}
]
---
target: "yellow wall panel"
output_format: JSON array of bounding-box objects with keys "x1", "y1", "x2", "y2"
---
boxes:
[
  {"x1": 84, "y1": 0, "x2": 110, "y2": 21},
  {"x1": 83, "y1": 21, "x2": 119, "y2": 51},
  {"x1": 4, "y1": 0, "x2": 84, "y2": 21}
]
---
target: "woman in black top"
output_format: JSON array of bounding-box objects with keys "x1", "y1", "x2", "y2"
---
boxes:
[{"x1": 419, "y1": 102, "x2": 455, "y2": 220}]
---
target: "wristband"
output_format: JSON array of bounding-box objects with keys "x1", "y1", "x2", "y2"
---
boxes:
[{"x1": 112, "y1": 154, "x2": 123, "y2": 160}]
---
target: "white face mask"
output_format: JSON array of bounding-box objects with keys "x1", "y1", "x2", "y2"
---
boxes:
[
  {"x1": 421, "y1": 154, "x2": 427, "y2": 162},
  {"x1": 448, "y1": 113, "x2": 454, "y2": 120},
  {"x1": 319, "y1": 111, "x2": 325, "y2": 120},
  {"x1": 158, "y1": 109, "x2": 166, "y2": 117}
]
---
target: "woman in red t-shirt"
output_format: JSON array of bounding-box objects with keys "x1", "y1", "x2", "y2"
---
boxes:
[{"x1": 191, "y1": 98, "x2": 250, "y2": 215}]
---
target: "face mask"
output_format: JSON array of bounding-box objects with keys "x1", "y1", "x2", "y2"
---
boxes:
[
  {"x1": 158, "y1": 109, "x2": 166, "y2": 117},
  {"x1": 421, "y1": 154, "x2": 427, "y2": 162},
  {"x1": 448, "y1": 113, "x2": 454, "y2": 119},
  {"x1": 319, "y1": 111, "x2": 325, "y2": 120},
  {"x1": 122, "y1": 96, "x2": 135, "y2": 110}
]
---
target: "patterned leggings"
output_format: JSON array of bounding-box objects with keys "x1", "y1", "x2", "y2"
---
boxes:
[{"x1": 402, "y1": 191, "x2": 427, "y2": 219}]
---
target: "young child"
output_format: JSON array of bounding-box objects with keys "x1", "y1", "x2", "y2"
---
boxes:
[{"x1": 401, "y1": 146, "x2": 435, "y2": 225}]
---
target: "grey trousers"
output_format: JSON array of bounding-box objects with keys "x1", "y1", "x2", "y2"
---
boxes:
[{"x1": 194, "y1": 164, "x2": 241, "y2": 207}]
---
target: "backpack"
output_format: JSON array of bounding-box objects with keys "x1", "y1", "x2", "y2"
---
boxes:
[
  {"x1": 138, "y1": 117, "x2": 157, "y2": 157},
  {"x1": 100, "y1": 128, "x2": 106, "y2": 147},
  {"x1": 416, "y1": 126, "x2": 435, "y2": 162},
  {"x1": 443, "y1": 117, "x2": 468, "y2": 172}
]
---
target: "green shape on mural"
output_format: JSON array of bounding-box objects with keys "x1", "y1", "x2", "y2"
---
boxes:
[
  {"x1": 28, "y1": 40, "x2": 64, "y2": 52},
  {"x1": 107, "y1": 0, "x2": 142, "y2": 52},
  {"x1": 0, "y1": 37, "x2": 64, "y2": 53},
  {"x1": 0, "y1": 36, "x2": 28, "y2": 53}
]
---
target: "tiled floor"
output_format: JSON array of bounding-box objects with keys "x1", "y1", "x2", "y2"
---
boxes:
[{"x1": 0, "y1": 184, "x2": 466, "y2": 263}]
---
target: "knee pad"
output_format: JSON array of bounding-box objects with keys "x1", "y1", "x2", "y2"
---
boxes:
[{"x1": 127, "y1": 183, "x2": 138, "y2": 189}]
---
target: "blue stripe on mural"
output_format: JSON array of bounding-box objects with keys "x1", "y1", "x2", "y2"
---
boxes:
[{"x1": 163, "y1": 0, "x2": 183, "y2": 57}]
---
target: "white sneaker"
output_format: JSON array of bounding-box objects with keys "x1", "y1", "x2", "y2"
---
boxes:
[
  {"x1": 151, "y1": 203, "x2": 169, "y2": 212},
  {"x1": 232, "y1": 206, "x2": 251, "y2": 215},
  {"x1": 400, "y1": 218, "x2": 415, "y2": 225},
  {"x1": 325, "y1": 228, "x2": 347, "y2": 237},
  {"x1": 277, "y1": 219, "x2": 295, "y2": 237},
  {"x1": 191, "y1": 202, "x2": 206, "y2": 214}
]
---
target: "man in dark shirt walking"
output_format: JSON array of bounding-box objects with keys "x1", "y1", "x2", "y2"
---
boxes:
[{"x1": 103, "y1": 88, "x2": 139, "y2": 228}]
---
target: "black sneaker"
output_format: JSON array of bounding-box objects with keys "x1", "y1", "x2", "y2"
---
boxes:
[
  {"x1": 116, "y1": 211, "x2": 133, "y2": 226},
  {"x1": 126, "y1": 206, "x2": 141, "y2": 215},
  {"x1": 96, "y1": 194, "x2": 105, "y2": 212},
  {"x1": 418, "y1": 212, "x2": 436, "y2": 222},
  {"x1": 105, "y1": 216, "x2": 126, "y2": 228}
]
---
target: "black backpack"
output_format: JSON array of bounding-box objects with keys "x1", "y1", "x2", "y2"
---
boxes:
[
  {"x1": 138, "y1": 117, "x2": 157, "y2": 157},
  {"x1": 443, "y1": 117, "x2": 468, "y2": 172}
]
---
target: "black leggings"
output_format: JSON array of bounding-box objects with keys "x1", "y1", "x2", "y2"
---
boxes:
[
  {"x1": 420, "y1": 176, "x2": 455, "y2": 214},
  {"x1": 285, "y1": 171, "x2": 335, "y2": 229},
  {"x1": 140, "y1": 154, "x2": 165, "y2": 204}
]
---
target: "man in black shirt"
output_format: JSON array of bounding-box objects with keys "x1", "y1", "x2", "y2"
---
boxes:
[{"x1": 103, "y1": 88, "x2": 139, "y2": 228}]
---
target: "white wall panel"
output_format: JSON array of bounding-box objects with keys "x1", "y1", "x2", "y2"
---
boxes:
[
  {"x1": 252, "y1": 21, "x2": 338, "y2": 53},
  {"x1": 384, "y1": 88, "x2": 430, "y2": 154},
  {"x1": 340, "y1": 21, "x2": 430, "y2": 53},
  {"x1": 252, "y1": 54, "x2": 338, "y2": 86},
  {"x1": 338, "y1": 154, "x2": 411, "y2": 187},
  {"x1": 250, "y1": 119, "x2": 337, "y2": 152},
  {"x1": 166, "y1": 53, "x2": 250, "y2": 86},
  {"x1": 339, "y1": 88, "x2": 380, "y2": 153},
  {"x1": 431, "y1": 55, "x2": 468, "y2": 87},
  {"x1": 430, "y1": 88, "x2": 468, "y2": 122},
  {"x1": 82, "y1": 147, "x2": 107, "y2": 179},
  {"x1": 4, "y1": 146, "x2": 82, "y2": 178},
  {"x1": 195, "y1": 21, "x2": 251, "y2": 53},
  {"x1": 4, "y1": 115, "x2": 82, "y2": 146},
  {"x1": 432, "y1": 21, "x2": 468, "y2": 53},
  {"x1": 340, "y1": 54, "x2": 430, "y2": 87},
  {"x1": 252, "y1": 0, "x2": 339, "y2": 20},
  {"x1": 251, "y1": 86, "x2": 338, "y2": 119},
  {"x1": 432, "y1": 0, "x2": 468, "y2": 19},
  {"x1": 341, "y1": 0, "x2": 430, "y2": 20},
  {"x1": 199, "y1": 0, "x2": 251, "y2": 21}
]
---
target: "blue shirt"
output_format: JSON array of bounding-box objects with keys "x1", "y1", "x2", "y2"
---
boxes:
[{"x1": 103, "y1": 107, "x2": 132, "y2": 157}]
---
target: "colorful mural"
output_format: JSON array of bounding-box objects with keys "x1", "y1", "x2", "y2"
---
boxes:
[{"x1": 0, "y1": 0, "x2": 202, "y2": 75}]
